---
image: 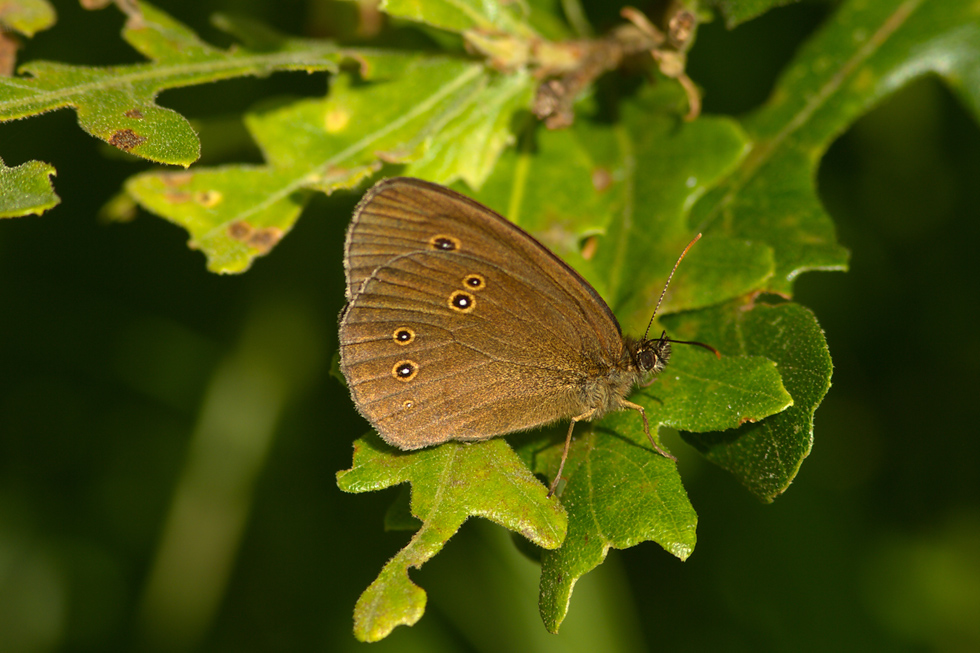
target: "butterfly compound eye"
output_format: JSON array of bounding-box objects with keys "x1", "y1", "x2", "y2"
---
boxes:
[{"x1": 637, "y1": 340, "x2": 670, "y2": 373}]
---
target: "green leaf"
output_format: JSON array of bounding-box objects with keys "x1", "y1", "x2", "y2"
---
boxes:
[
  {"x1": 404, "y1": 69, "x2": 536, "y2": 188},
  {"x1": 469, "y1": 87, "x2": 767, "y2": 316},
  {"x1": 338, "y1": 82, "x2": 797, "y2": 635},
  {"x1": 676, "y1": 300, "x2": 832, "y2": 502},
  {"x1": 7, "y1": 0, "x2": 973, "y2": 641},
  {"x1": 0, "y1": 157, "x2": 58, "y2": 217},
  {"x1": 329, "y1": 0, "x2": 980, "y2": 638},
  {"x1": 124, "y1": 165, "x2": 309, "y2": 273},
  {"x1": 0, "y1": 2, "x2": 345, "y2": 166},
  {"x1": 532, "y1": 423, "x2": 697, "y2": 633},
  {"x1": 602, "y1": 92, "x2": 767, "y2": 328},
  {"x1": 0, "y1": 0, "x2": 56, "y2": 38},
  {"x1": 126, "y1": 54, "x2": 520, "y2": 272},
  {"x1": 525, "y1": 337, "x2": 792, "y2": 631},
  {"x1": 708, "y1": 0, "x2": 804, "y2": 29},
  {"x1": 380, "y1": 0, "x2": 538, "y2": 37},
  {"x1": 692, "y1": 0, "x2": 980, "y2": 296},
  {"x1": 336, "y1": 433, "x2": 567, "y2": 642}
]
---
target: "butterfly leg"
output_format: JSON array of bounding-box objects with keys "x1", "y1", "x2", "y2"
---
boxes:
[
  {"x1": 639, "y1": 375, "x2": 659, "y2": 388},
  {"x1": 547, "y1": 408, "x2": 597, "y2": 497},
  {"x1": 620, "y1": 400, "x2": 677, "y2": 462}
]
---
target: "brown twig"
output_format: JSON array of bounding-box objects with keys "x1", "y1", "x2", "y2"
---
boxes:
[{"x1": 527, "y1": 5, "x2": 701, "y2": 129}]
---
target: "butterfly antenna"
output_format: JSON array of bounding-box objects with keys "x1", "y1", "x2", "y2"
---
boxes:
[
  {"x1": 663, "y1": 333, "x2": 722, "y2": 359},
  {"x1": 642, "y1": 233, "x2": 702, "y2": 341}
]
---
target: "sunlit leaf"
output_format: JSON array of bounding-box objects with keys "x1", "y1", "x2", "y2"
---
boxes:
[
  {"x1": 336, "y1": 434, "x2": 567, "y2": 642},
  {"x1": 0, "y1": 156, "x2": 58, "y2": 217},
  {"x1": 0, "y1": 3, "x2": 346, "y2": 166}
]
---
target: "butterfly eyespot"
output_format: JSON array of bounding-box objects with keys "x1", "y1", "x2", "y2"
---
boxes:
[
  {"x1": 392, "y1": 360, "x2": 418, "y2": 382},
  {"x1": 430, "y1": 234, "x2": 461, "y2": 251},
  {"x1": 393, "y1": 327, "x2": 415, "y2": 345},
  {"x1": 448, "y1": 291, "x2": 475, "y2": 313},
  {"x1": 462, "y1": 274, "x2": 486, "y2": 290},
  {"x1": 402, "y1": 400, "x2": 414, "y2": 410}
]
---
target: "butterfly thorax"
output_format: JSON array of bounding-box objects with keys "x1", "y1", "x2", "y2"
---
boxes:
[{"x1": 571, "y1": 335, "x2": 671, "y2": 419}]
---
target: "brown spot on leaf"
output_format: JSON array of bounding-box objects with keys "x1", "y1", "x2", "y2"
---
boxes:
[
  {"x1": 162, "y1": 172, "x2": 192, "y2": 187},
  {"x1": 376, "y1": 149, "x2": 407, "y2": 164},
  {"x1": 324, "y1": 107, "x2": 350, "y2": 132},
  {"x1": 228, "y1": 223, "x2": 283, "y2": 253},
  {"x1": 108, "y1": 128, "x2": 146, "y2": 151},
  {"x1": 248, "y1": 227, "x2": 283, "y2": 254},
  {"x1": 124, "y1": 108, "x2": 144, "y2": 119},
  {"x1": 591, "y1": 168, "x2": 612, "y2": 192},
  {"x1": 195, "y1": 190, "x2": 222, "y2": 208},
  {"x1": 317, "y1": 165, "x2": 349, "y2": 185},
  {"x1": 163, "y1": 192, "x2": 192, "y2": 204},
  {"x1": 228, "y1": 221, "x2": 253, "y2": 241}
]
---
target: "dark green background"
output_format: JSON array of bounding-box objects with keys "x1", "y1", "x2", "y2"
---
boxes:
[{"x1": 2, "y1": 2, "x2": 978, "y2": 650}]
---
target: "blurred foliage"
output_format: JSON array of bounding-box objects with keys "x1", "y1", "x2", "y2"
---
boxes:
[{"x1": 1, "y1": 0, "x2": 979, "y2": 651}]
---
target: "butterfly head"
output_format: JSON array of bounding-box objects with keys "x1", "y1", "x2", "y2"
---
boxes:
[
  {"x1": 631, "y1": 234, "x2": 720, "y2": 380},
  {"x1": 635, "y1": 332, "x2": 672, "y2": 375}
]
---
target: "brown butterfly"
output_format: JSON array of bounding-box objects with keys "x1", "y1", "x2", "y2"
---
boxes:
[{"x1": 339, "y1": 177, "x2": 716, "y2": 495}]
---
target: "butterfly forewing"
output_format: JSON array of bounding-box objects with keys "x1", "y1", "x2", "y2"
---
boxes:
[{"x1": 345, "y1": 179, "x2": 622, "y2": 338}]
